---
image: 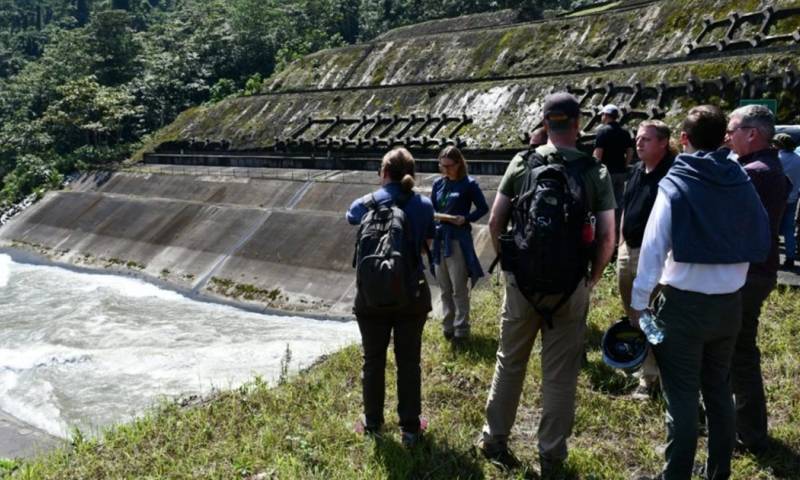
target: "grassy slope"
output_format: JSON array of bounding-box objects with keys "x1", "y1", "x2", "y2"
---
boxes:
[{"x1": 7, "y1": 269, "x2": 800, "y2": 479}]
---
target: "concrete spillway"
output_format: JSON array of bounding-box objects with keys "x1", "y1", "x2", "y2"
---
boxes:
[{"x1": 0, "y1": 167, "x2": 497, "y2": 317}]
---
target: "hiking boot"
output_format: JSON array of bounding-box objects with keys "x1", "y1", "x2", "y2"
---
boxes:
[
  {"x1": 475, "y1": 437, "x2": 521, "y2": 471},
  {"x1": 539, "y1": 455, "x2": 565, "y2": 479},
  {"x1": 401, "y1": 430, "x2": 423, "y2": 448}
]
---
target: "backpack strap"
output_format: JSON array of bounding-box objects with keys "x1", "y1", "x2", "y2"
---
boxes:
[
  {"x1": 352, "y1": 193, "x2": 380, "y2": 268},
  {"x1": 363, "y1": 193, "x2": 378, "y2": 210}
]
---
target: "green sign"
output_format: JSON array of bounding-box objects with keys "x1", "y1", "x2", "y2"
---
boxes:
[{"x1": 739, "y1": 99, "x2": 778, "y2": 114}]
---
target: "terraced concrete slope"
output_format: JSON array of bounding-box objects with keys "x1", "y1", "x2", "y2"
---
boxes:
[
  {"x1": 0, "y1": 170, "x2": 495, "y2": 317},
  {"x1": 145, "y1": 0, "x2": 800, "y2": 159}
]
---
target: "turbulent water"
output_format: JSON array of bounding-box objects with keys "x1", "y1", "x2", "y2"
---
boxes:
[{"x1": 0, "y1": 254, "x2": 359, "y2": 439}]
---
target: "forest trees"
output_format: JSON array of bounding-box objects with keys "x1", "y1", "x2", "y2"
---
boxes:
[{"x1": 0, "y1": 0, "x2": 583, "y2": 206}]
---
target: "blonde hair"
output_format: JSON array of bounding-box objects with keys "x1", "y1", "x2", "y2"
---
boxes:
[
  {"x1": 438, "y1": 145, "x2": 468, "y2": 180},
  {"x1": 381, "y1": 147, "x2": 416, "y2": 193}
]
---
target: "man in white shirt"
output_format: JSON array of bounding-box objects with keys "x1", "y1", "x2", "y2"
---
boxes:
[{"x1": 630, "y1": 106, "x2": 770, "y2": 480}]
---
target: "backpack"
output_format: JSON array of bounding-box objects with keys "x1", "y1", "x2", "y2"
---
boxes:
[
  {"x1": 497, "y1": 149, "x2": 595, "y2": 327},
  {"x1": 352, "y1": 193, "x2": 417, "y2": 313}
]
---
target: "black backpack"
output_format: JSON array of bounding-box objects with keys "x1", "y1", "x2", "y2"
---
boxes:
[
  {"x1": 352, "y1": 193, "x2": 417, "y2": 313},
  {"x1": 498, "y1": 150, "x2": 595, "y2": 327}
]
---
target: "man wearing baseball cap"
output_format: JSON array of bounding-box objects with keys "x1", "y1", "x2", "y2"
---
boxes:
[
  {"x1": 594, "y1": 104, "x2": 634, "y2": 236},
  {"x1": 477, "y1": 92, "x2": 616, "y2": 475}
]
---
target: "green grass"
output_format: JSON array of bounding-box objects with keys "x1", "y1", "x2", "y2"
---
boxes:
[{"x1": 6, "y1": 269, "x2": 800, "y2": 479}]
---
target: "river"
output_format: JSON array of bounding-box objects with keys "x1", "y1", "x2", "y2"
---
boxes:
[{"x1": 0, "y1": 253, "x2": 359, "y2": 444}]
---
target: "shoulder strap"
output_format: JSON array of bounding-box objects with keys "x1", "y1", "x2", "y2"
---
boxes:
[
  {"x1": 363, "y1": 193, "x2": 378, "y2": 210},
  {"x1": 523, "y1": 150, "x2": 547, "y2": 170}
]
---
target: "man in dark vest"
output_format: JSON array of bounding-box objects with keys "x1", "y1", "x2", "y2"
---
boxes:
[
  {"x1": 617, "y1": 120, "x2": 674, "y2": 399},
  {"x1": 727, "y1": 104, "x2": 789, "y2": 454},
  {"x1": 631, "y1": 105, "x2": 770, "y2": 480}
]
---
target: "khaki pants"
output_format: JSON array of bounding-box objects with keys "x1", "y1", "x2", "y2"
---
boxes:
[
  {"x1": 438, "y1": 241, "x2": 471, "y2": 338},
  {"x1": 617, "y1": 241, "x2": 659, "y2": 386},
  {"x1": 482, "y1": 273, "x2": 589, "y2": 461}
]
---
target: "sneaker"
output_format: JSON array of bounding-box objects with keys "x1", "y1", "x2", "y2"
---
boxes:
[
  {"x1": 475, "y1": 437, "x2": 521, "y2": 471},
  {"x1": 354, "y1": 415, "x2": 382, "y2": 438},
  {"x1": 631, "y1": 382, "x2": 661, "y2": 401}
]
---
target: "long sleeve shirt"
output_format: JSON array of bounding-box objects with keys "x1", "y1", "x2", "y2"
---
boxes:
[{"x1": 630, "y1": 188, "x2": 749, "y2": 311}]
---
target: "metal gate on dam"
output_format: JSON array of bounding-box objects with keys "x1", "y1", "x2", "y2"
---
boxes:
[{"x1": 2, "y1": 0, "x2": 799, "y2": 317}]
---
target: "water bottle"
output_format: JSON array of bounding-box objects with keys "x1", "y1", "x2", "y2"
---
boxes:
[{"x1": 639, "y1": 310, "x2": 665, "y2": 345}]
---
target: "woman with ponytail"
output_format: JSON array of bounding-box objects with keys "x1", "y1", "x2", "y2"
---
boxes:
[{"x1": 346, "y1": 147, "x2": 434, "y2": 448}]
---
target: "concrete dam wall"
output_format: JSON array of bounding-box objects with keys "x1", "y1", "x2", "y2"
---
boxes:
[
  {"x1": 0, "y1": 168, "x2": 497, "y2": 318},
  {"x1": 4, "y1": 0, "x2": 800, "y2": 317}
]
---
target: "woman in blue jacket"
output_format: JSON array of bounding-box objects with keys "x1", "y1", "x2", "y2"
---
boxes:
[{"x1": 431, "y1": 146, "x2": 489, "y2": 341}]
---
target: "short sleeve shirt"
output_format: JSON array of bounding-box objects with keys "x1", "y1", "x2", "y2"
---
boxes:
[
  {"x1": 594, "y1": 122, "x2": 634, "y2": 174},
  {"x1": 498, "y1": 144, "x2": 616, "y2": 213}
]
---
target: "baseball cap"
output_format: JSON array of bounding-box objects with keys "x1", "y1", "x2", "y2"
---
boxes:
[
  {"x1": 601, "y1": 104, "x2": 620, "y2": 117},
  {"x1": 772, "y1": 133, "x2": 797, "y2": 151},
  {"x1": 542, "y1": 92, "x2": 581, "y2": 121}
]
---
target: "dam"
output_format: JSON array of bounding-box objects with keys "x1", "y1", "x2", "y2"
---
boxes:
[{"x1": 2, "y1": 0, "x2": 799, "y2": 316}]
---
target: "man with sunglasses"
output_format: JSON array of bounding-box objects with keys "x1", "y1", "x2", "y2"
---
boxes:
[{"x1": 726, "y1": 105, "x2": 789, "y2": 454}]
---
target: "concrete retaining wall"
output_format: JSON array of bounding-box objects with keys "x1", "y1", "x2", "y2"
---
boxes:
[{"x1": 0, "y1": 171, "x2": 496, "y2": 318}]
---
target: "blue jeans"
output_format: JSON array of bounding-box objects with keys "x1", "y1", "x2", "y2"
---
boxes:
[{"x1": 780, "y1": 201, "x2": 798, "y2": 261}]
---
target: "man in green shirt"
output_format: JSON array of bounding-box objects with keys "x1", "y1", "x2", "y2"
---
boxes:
[{"x1": 477, "y1": 92, "x2": 616, "y2": 475}]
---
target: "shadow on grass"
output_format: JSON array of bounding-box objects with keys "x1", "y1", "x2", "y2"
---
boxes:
[
  {"x1": 582, "y1": 358, "x2": 637, "y2": 395},
  {"x1": 446, "y1": 333, "x2": 498, "y2": 363},
  {"x1": 585, "y1": 321, "x2": 606, "y2": 349},
  {"x1": 752, "y1": 437, "x2": 800, "y2": 479},
  {"x1": 371, "y1": 434, "x2": 485, "y2": 480}
]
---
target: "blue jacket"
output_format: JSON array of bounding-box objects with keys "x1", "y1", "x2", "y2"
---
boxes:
[
  {"x1": 659, "y1": 149, "x2": 770, "y2": 264},
  {"x1": 430, "y1": 175, "x2": 489, "y2": 285},
  {"x1": 346, "y1": 182, "x2": 435, "y2": 271}
]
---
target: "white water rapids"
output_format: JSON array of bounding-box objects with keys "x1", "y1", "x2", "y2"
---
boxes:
[{"x1": 0, "y1": 253, "x2": 359, "y2": 439}]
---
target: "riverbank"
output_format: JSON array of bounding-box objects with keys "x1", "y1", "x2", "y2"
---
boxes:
[
  {"x1": 7, "y1": 273, "x2": 800, "y2": 479},
  {"x1": 0, "y1": 411, "x2": 61, "y2": 461}
]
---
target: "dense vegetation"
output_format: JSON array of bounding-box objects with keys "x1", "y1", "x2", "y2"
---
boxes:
[
  {"x1": 0, "y1": 0, "x2": 580, "y2": 207},
  {"x1": 5, "y1": 272, "x2": 799, "y2": 478}
]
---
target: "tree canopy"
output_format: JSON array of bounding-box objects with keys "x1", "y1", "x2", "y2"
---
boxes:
[{"x1": 0, "y1": 0, "x2": 582, "y2": 206}]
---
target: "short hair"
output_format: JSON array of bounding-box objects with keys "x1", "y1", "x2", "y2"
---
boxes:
[
  {"x1": 730, "y1": 104, "x2": 775, "y2": 139},
  {"x1": 438, "y1": 146, "x2": 468, "y2": 180},
  {"x1": 638, "y1": 120, "x2": 674, "y2": 157},
  {"x1": 637, "y1": 120, "x2": 671, "y2": 141},
  {"x1": 773, "y1": 133, "x2": 797, "y2": 151},
  {"x1": 681, "y1": 105, "x2": 727, "y2": 151},
  {"x1": 381, "y1": 147, "x2": 416, "y2": 193}
]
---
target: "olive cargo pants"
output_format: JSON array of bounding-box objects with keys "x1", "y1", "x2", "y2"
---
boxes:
[{"x1": 481, "y1": 273, "x2": 590, "y2": 462}]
